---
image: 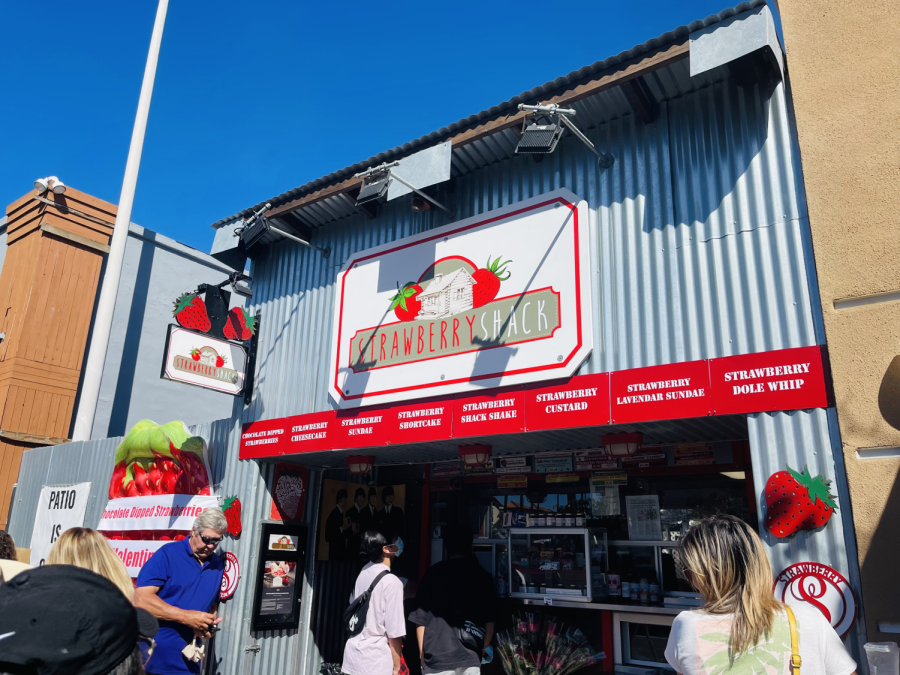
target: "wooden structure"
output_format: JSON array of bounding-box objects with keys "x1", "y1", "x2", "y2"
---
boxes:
[{"x1": 0, "y1": 188, "x2": 115, "y2": 527}]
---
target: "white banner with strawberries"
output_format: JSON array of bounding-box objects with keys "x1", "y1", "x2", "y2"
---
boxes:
[
  {"x1": 97, "y1": 494, "x2": 220, "y2": 532},
  {"x1": 108, "y1": 540, "x2": 170, "y2": 577}
]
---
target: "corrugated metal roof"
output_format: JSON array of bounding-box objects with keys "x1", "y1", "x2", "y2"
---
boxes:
[{"x1": 210, "y1": 0, "x2": 766, "y2": 230}]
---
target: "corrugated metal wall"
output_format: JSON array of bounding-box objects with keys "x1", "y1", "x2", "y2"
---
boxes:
[
  {"x1": 5, "y1": 74, "x2": 861, "y2": 673},
  {"x1": 747, "y1": 409, "x2": 867, "y2": 661},
  {"x1": 244, "y1": 77, "x2": 817, "y2": 420}
]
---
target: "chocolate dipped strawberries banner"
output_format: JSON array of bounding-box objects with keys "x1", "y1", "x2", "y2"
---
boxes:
[{"x1": 99, "y1": 420, "x2": 217, "y2": 576}]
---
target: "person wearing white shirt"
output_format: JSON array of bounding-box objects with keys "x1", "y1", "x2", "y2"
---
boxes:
[{"x1": 664, "y1": 515, "x2": 857, "y2": 675}]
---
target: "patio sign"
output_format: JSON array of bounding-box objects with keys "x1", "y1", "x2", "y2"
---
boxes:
[{"x1": 329, "y1": 189, "x2": 593, "y2": 408}]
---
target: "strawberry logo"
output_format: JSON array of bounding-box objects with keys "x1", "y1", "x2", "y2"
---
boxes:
[
  {"x1": 222, "y1": 495, "x2": 242, "y2": 537},
  {"x1": 389, "y1": 282, "x2": 424, "y2": 322},
  {"x1": 224, "y1": 307, "x2": 256, "y2": 341},
  {"x1": 173, "y1": 293, "x2": 211, "y2": 332},
  {"x1": 471, "y1": 255, "x2": 511, "y2": 308},
  {"x1": 215, "y1": 354, "x2": 227, "y2": 368},
  {"x1": 765, "y1": 465, "x2": 837, "y2": 537},
  {"x1": 190, "y1": 348, "x2": 201, "y2": 362}
]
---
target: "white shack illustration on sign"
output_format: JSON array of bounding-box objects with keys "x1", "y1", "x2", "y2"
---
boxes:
[{"x1": 416, "y1": 268, "x2": 476, "y2": 320}]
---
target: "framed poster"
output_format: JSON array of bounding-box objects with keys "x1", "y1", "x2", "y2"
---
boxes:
[{"x1": 251, "y1": 522, "x2": 308, "y2": 632}]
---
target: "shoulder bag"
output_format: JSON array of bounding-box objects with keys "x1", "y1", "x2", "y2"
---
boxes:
[
  {"x1": 786, "y1": 605, "x2": 801, "y2": 675},
  {"x1": 343, "y1": 570, "x2": 390, "y2": 637}
]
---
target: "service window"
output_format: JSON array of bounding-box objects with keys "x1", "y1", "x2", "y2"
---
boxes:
[{"x1": 613, "y1": 612, "x2": 675, "y2": 671}]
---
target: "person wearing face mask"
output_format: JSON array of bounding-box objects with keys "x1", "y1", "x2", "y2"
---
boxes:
[{"x1": 342, "y1": 530, "x2": 407, "y2": 675}]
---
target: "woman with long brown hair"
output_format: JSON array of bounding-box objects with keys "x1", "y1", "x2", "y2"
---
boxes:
[
  {"x1": 47, "y1": 527, "x2": 135, "y2": 599},
  {"x1": 665, "y1": 514, "x2": 856, "y2": 675}
]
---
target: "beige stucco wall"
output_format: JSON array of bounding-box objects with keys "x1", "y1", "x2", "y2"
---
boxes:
[{"x1": 776, "y1": 0, "x2": 900, "y2": 642}]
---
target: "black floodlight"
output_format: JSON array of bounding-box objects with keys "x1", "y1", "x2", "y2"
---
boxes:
[
  {"x1": 356, "y1": 170, "x2": 392, "y2": 205},
  {"x1": 516, "y1": 121, "x2": 565, "y2": 155},
  {"x1": 355, "y1": 161, "x2": 454, "y2": 216},
  {"x1": 238, "y1": 203, "x2": 273, "y2": 249},
  {"x1": 229, "y1": 272, "x2": 253, "y2": 299},
  {"x1": 516, "y1": 103, "x2": 614, "y2": 168}
]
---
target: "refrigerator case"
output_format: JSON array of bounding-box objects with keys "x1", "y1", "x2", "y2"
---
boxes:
[{"x1": 508, "y1": 528, "x2": 607, "y2": 603}]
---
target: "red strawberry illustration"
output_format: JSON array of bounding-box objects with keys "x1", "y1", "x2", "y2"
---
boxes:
[
  {"x1": 190, "y1": 348, "x2": 201, "y2": 362},
  {"x1": 765, "y1": 465, "x2": 837, "y2": 538},
  {"x1": 471, "y1": 255, "x2": 511, "y2": 308},
  {"x1": 173, "y1": 293, "x2": 211, "y2": 332},
  {"x1": 222, "y1": 496, "x2": 242, "y2": 537},
  {"x1": 389, "y1": 281, "x2": 423, "y2": 321},
  {"x1": 225, "y1": 307, "x2": 256, "y2": 341},
  {"x1": 215, "y1": 354, "x2": 227, "y2": 368},
  {"x1": 109, "y1": 461, "x2": 127, "y2": 499}
]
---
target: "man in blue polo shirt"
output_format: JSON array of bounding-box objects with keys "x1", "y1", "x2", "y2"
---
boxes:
[{"x1": 135, "y1": 508, "x2": 228, "y2": 675}]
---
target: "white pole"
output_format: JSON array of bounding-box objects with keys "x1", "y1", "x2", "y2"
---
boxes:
[{"x1": 72, "y1": 0, "x2": 169, "y2": 441}]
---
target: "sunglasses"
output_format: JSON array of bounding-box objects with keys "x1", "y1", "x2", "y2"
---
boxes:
[
  {"x1": 199, "y1": 534, "x2": 222, "y2": 547},
  {"x1": 139, "y1": 636, "x2": 157, "y2": 658}
]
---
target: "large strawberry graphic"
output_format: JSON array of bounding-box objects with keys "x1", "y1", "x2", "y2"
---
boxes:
[
  {"x1": 225, "y1": 307, "x2": 256, "y2": 341},
  {"x1": 471, "y1": 255, "x2": 511, "y2": 308},
  {"x1": 765, "y1": 465, "x2": 837, "y2": 538},
  {"x1": 173, "y1": 293, "x2": 211, "y2": 332},
  {"x1": 215, "y1": 353, "x2": 227, "y2": 368},
  {"x1": 222, "y1": 496, "x2": 242, "y2": 537},
  {"x1": 389, "y1": 281, "x2": 423, "y2": 321}
]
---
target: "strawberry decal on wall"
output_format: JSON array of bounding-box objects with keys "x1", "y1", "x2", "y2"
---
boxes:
[
  {"x1": 222, "y1": 495, "x2": 242, "y2": 537},
  {"x1": 765, "y1": 465, "x2": 837, "y2": 537},
  {"x1": 389, "y1": 282, "x2": 423, "y2": 322},
  {"x1": 224, "y1": 307, "x2": 256, "y2": 341},
  {"x1": 173, "y1": 293, "x2": 211, "y2": 333},
  {"x1": 472, "y1": 255, "x2": 511, "y2": 308}
]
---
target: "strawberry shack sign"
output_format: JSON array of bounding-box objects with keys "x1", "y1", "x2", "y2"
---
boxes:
[
  {"x1": 162, "y1": 325, "x2": 248, "y2": 396},
  {"x1": 329, "y1": 189, "x2": 592, "y2": 408}
]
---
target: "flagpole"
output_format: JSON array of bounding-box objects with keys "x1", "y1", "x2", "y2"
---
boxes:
[{"x1": 72, "y1": 0, "x2": 169, "y2": 441}]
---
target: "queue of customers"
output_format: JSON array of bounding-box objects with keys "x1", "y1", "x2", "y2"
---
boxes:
[{"x1": 0, "y1": 511, "x2": 862, "y2": 675}]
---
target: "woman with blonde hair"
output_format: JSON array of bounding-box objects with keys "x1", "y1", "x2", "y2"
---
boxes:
[
  {"x1": 47, "y1": 527, "x2": 134, "y2": 599},
  {"x1": 665, "y1": 514, "x2": 856, "y2": 675}
]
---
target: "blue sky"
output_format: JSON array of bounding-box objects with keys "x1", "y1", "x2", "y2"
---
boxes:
[{"x1": 0, "y1": 1, "x2": 763, "y2": 253}]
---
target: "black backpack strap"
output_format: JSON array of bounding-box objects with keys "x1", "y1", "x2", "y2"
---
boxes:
[{"x1": 364, "y1": 570, "x2": 391, "y2": 596}]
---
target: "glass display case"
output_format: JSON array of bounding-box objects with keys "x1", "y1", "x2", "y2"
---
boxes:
[
  {"x1": 608, "y1": 540, "x2": 701, "y2": 607},
  {"x1": 508, "y1": 528, "x2": 607, "y2": 603}
]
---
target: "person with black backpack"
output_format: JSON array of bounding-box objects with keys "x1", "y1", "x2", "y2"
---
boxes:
[
  {"x1": 409, "y1": 524, "x2": 497, "y2": 675},
  {"x1": 342, "y1": 530, "x2": 406, "y2": 675}
]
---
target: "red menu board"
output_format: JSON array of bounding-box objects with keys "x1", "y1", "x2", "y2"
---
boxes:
[
  {"x1": 708, "y1": 346, "x2": 828, "y2": 416},
  {"x1": 389, "y1": 400, "x2": 453, "y2": 444},
  {"x1": 525, "y1": 373, "x2": 609, "y2": 431},
  {"x1": 239, "y1": 418, "x2": 288, "y2": 459},
  {"x1": 452, "y1": 390, "x2": 525, "y2": 438},
  {"x1": 285, "y1": 411, "x2": 335, "y2": 455},
  {"x1": 610, "y1": 360, "x2": 710, "y2": 423},
  {"x1": 332, "y1": 407, "x2": 392, "y2": 449}
]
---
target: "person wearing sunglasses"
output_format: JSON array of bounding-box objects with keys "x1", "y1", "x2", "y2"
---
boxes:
[{"x1": 134, "y1": 508, "x2": 228, "y2": 675}]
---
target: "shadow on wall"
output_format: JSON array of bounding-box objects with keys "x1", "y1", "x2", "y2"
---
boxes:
[
  {"x1": 878, "y1": 355, "x2": 900, "y2": 431},
  {"x1": 859, "y1": 469, "x2": 900, "y2": 640}
]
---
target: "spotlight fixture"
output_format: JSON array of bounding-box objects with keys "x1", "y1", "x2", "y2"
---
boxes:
[
  {"x1": 34, "y1": 176, "x2": 67, "y2": 194},
  {"x1": 236, "y1": 203, "x2": 330, "y2": 258},
  {"x1": 34, "y1": 177, "x2": 50, "y2": 193},
  {"x1": 229, "y1": 272, "x2": 253, "y2": 299},
  {"x1": 516, "y1": 121, "x2": 565, "y2": 155},
  {"x1": 355, "y1": 163, "x2": 454, "y2": 215},
  {"x1": 50, "y1": 177, "x2": 66, "y2": 194},
  {"x1": 355, "y1": 170, "x2": 392, "y2": 206},
  {"x1": 515, "y1": 103, "x2": 614, "y2": 168}
]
